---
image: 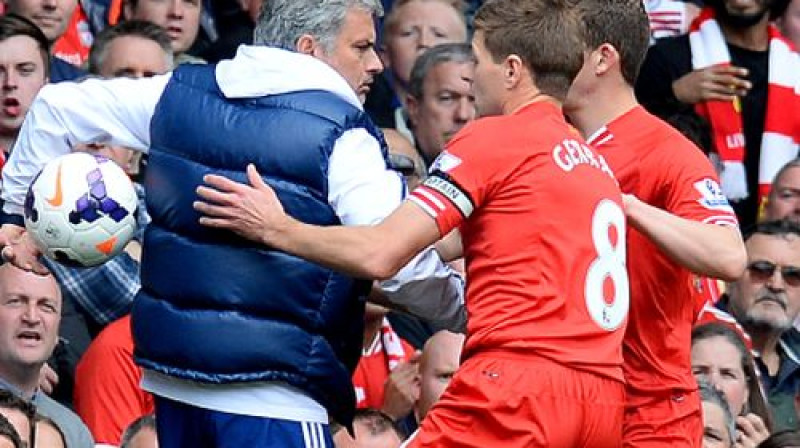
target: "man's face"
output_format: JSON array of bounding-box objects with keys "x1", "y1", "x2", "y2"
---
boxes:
[
  {"x1": 712, "y1": 0, "x2": 773, "y2": 27},
  {"x1": 332, "y1": 421, "x2": 402, "y2": 448},
  {"x1": 765, "y1": 166, "x2": 800, "y2": 223},
  {"x1": 382, "y1": 0, "x2": 466, "y2": 87},
  {"x1": 470, "y1": 31, "x2": 505, "y2": 118},
  {"x1": 0, "y1": 35, "x2": 48, "y2": 140},
  {"x1": 729, "y1": 233, "x2": 800, "y2": 333},
  {"x1": 0, "y1": 266, "x2": 61, "y2": 374},
  {"x1": 98, "y1": 35, "x2": 170, "y2": 78},
  {"x1": 127, "y1": 0, "x2": 201, "y2": 54},
  {"x1": 417, "y1": 330, "x2": 463, "y2": 420},
  {"x1": 6, "y1": 0, "x2": 78, "y2": 42},
  {"x1": 314, "y1": 8, "x2": 383, "y2": 104},
  {"x1": 407, "y1": 60, "x2": 475, "y2": 163}
]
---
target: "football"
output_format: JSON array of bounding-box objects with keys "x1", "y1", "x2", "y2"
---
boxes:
[{"x1": 23, "y1": 152, "x2": 138, "y2": 267}]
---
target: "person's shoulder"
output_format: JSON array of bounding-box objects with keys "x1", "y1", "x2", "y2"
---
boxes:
[
  {"x1": 780, "y1": 328, "x2": 800, "y2": 359},
  {"x1": 49, "y1": 58, "x2": 88, "y2": 83}
]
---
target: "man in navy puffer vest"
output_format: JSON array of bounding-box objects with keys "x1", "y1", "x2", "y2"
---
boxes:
[{"x1": 0, "y1": 0, "x2": 466, "y2": 446}]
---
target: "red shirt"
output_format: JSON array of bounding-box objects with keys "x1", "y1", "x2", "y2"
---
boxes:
[
  {"x1": 352, "y1": 328, "x2": 415, "y2": 409},
  {"x1": 589, "y1": 106, "x2": 738, "y2": 398},
  {"x1": 74, "y1": 315, "x2": 155, "y2": 445},
  {"x1": 52, "y1": 6, "x2": 93, "y2": 67},
  {"x1": 411, "y1": 101, "x2": 627, "y2": 381}
]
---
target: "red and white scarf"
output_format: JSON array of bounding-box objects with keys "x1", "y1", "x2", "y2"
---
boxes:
[{"x1": 689, "y1": 8, "x2": 800, "y2": 204}]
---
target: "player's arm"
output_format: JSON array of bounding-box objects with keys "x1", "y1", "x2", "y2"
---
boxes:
[
  {"x1": 195, "y1": 164, "x2": 443, "y2": 280},
  {"x1": 623, "y1": 194, "x2": 746, "y2": 281}
]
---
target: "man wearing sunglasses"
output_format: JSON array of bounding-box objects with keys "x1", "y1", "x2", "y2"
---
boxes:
[{"x1": 725, "y1": 219, "x2": 800, "y2": 431}]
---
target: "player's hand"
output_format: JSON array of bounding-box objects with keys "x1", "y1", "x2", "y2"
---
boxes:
[
  {"x1": 733, "y1": 413, "x2": 769, "y2": 448},
  {"x1": 381, "y1": 352, "x2": 421, "y2": 420},
  {"x1": 194, "y1": 164, "x2": 290, "y2": 247},
  {"x1": 672, "y1": 65, "x2": 751, "y2": 104},
  {"x1": 38, "y1": 363, "x2": 59, "y2": 395},
  {"x1": 0, "y1": 224, "x2": 48, "y2": 275}
]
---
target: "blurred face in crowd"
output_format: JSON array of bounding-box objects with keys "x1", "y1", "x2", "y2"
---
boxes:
[
  {"x1": 0, "y1": 265, "x2": 61, "y2": 376},
  {"x1": 98, "y1": 34, "x2": 171, "y2": 78},
  {"x1": 710, "y1": 0, "x2": 773, "y2": 27},
  {"x1": 0, "y1": 435, "x2": 15, "y2": 448},
  {"x1": 702, "y1": 400, "x2": 733, "y2": 448},
  {"x1": 728, "y1": 233, "x2": 800, "y2": 333},
  {"x1": 0, "y1": 35, "x2": 48, "y2": 140},
  {"x1": 407, "y1": 60, "x2": 475, "y2": 163},
  {"x1": 692, "y1": 336, "x2": 749, "y2": 416},
  {"x1": 777, "y1": 0, "x2": 800, "y2": 48},
  {"x1": 311, "y1": 7, "x2": 383, "y2": 104},
  {"x1": 36, "y1": 420, "x2": 65, "y2": 448},
  {"x1": 332, "y1": 420, "x2": 403, "y2": 448},
  {"x1": 6, "y1": 0, "x2": 78, "y2": 42},
  {"x1": 382, "y1": 0, "x2": 466, "y2": 87},
  {"x1": 765, "y1": 165, "x2": 800, "y2": 223},
  {"x1": 417, "y1": 330, "x2": 463, "y2": 420},
  {"x1": 126, "y1": 0, "x2": 201, "y2": 54}
]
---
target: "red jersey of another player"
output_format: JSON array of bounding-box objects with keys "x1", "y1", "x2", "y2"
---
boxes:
[
  {"x1": 410, "y1": 101, "x2": 628, "y2": 381},
  {"x1": 589, "y1": 106, "x2": 738, "y2": 397},
  {"x1": 352, "y1": 319, "x2": 415, "y2": 410}
]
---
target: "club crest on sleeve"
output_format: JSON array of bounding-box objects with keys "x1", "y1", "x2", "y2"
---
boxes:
[
  {"x1": 430, "y1": 151, "x2": 462, "y2": 173},
  {"x1": 694, "y1": 178, "x2": 733, "y2": 211}
]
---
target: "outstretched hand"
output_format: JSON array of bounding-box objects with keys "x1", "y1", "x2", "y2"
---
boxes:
[
  {"x1": 194, "y1": 164, "x2": 291, "y2": 246},
  {"x1": 0, "y1": 224, "x2": 49, "y2": 275}
]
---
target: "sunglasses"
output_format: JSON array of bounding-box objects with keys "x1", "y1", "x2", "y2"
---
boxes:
[
  {"x1": 747, "y1": 260, "x2": 800, "y2": 287},
  {"x1": 388, "y1": 154, "x2": 418, "y2": 177}
]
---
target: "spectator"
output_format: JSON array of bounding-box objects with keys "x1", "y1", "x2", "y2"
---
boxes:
[
  {"x1": 0, "y1": 0, "x2": 466, "y2": 445},
  {"x1": 365, "y1": 0, "x2": 467, "y2": 132},
  {"x1": 332, "y1": 409, "x2": 405, "y2": 448},
  {"x1": 724, "y1": 220, "x2": 800, "y2": 430},
  {"x1": 764, "y1": 159, "x2": 800, "y2": 224},
  {"x1": 692, "y1": 322, "x2": 773, "y2": 446},
  {"x1": 636, "y1": 0, "x2": 800, "y2": 229},
  {"x1": 123, "y1": 0, "x2": 202, "y2": 63},
  {"x1": 0, "y1": 14, "x2": 49, "y2": 170},
  {"x1": 4, "y1": 0, "x2": 85, "y2": 81},
  {"x1": 701, "y1": 381, "x2": 737, "y2": 448},
  {"x1": 88, "y1": 20, "x2": 173, "y2": 79},
  {"x1": 119, "y1": 414, "x2": 157, "y2": 448},
  {"x1": 415, "y1": 329, "x2": 463, "y2": 422},
  {"x1": 352, "y1": 304, "x2": 419, "y2": 422},
  {"x1": 406, "y1": 42, "x2": 475, "y2": 166},
  {"x1": 0, "y1": 263, "x2": 93, "y2": 447},
  {"x1": 0, "y1": 391, "x2": 33, "y2": 447},
  {"x1": 35, "y1": 415, "x2": 66, "y2": 448},
  {"x1": 0, "y1": 414, "x2": 22, "y2": 448},
  {"x1": 776, "y1": 0, "x2": 800, "y2": 49}
]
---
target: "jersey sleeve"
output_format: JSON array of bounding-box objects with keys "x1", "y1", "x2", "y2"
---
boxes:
[
  {"x1": 408, "y1": 129, "x2": 493, "y2": 236},
  {"x1": 660, "y1": 138, "x2": 739, "y2": 227}
]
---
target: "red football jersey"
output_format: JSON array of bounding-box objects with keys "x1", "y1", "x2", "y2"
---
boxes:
[
  {"x1": 589, "y1": 106, "x2": 738, "y2": 398},
  {"x1": 411, "y1": 101, "x2": 628, "y2": 381}
]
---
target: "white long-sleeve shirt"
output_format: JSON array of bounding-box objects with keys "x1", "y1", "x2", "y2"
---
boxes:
[{"x1": 4, "y1": 46, "x2": 464, "y2": 422}]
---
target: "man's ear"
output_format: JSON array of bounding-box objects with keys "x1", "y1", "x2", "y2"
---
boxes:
[
  {"x1": 503, "y1": 54, "x2": 525, "y2": 90},
  {"x1": 122, "y1": 0, "x2": 134, "y2": 19},
  {"x1": 406, "y1": 94, "x2": 420, "y2": 126},
  {"x1": 295, "y1": 34, "x2": 317, "y2": 56},
  {"x1": 594, "y1": 43, "x2": 620, "y2": 76}
]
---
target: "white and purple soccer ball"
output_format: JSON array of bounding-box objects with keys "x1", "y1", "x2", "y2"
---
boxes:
[{"x1": 24, "y1": 152, "x2": 138, "y2": 267}]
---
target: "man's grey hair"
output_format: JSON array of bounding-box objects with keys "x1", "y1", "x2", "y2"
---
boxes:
[
  {"x1": 254, "y1": 0, "x2": 383, "y2": 53},
  {"x1": 698, "y1": 381, "x2": 736, "y2": 444},
  {"x1": 408, "y1": 42, "x2": 475, "y2": 100}
]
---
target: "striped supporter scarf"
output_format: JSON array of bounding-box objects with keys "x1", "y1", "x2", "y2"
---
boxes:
[{"x1": 689, "y1": 7, "x2": 800, "y2": 205}]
